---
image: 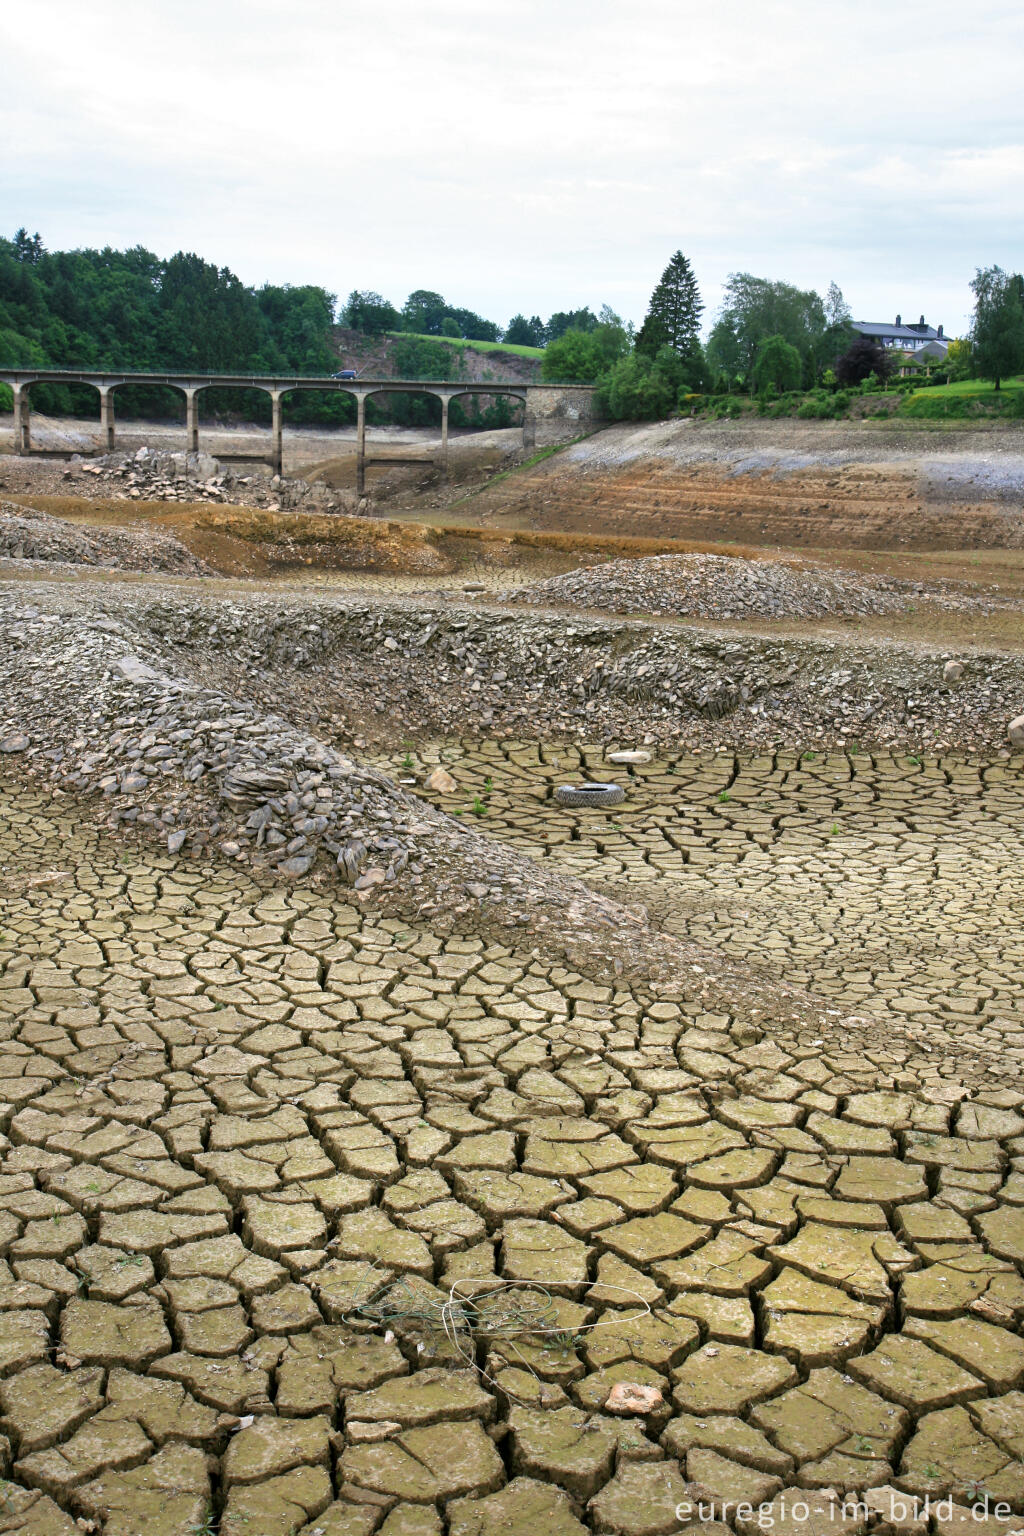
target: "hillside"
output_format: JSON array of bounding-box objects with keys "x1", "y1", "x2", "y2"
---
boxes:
[{"x1": 329, "y1": 326, "x2": 542, "y2": 383}]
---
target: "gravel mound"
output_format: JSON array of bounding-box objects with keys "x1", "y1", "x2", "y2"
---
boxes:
[
  {"x1": 506, "y1": 551, "x2": 1010, "y2": 620},
  {"x1": 0, "y1": 500, "x2": 210, "y2": 576}
]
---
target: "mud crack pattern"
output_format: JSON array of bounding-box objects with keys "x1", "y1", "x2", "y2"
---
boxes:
[{"x1": 1, "y1": 770, "x2": 1023, "y2": 1536}]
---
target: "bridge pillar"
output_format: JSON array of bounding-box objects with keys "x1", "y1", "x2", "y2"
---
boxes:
[
  {"x1": 356, "y1": 394, "x2": 366, "y2": 496},
  {"x1": 11, "y1": 385, "x2": 30, "y2": 454},
  {"x1": 271, "y1": 393, "x2": 283, "y2": 476},
  {"x1": 522, "y1": 410, "x2": 537, "y2": 452},
  {"x1": 440, "y1": 394, "x2": 449, "y2": 479},
  {"x1": 99, "y1": 387, "x2": 116, "y2": 452},
  {"x1": 185, "y1": 389, "x2": 199, "y2": 454}
]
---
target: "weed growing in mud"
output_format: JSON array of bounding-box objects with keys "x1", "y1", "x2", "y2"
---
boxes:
[
  {"x1": 717, "y1": 790, "x2": 731, "y2": 802},
  {"x1": 452, "y1": 434, "x2": 593, "y2": 502},
  {"x1": 471, "y1": 797, "x2": 488, "y2": 817}
]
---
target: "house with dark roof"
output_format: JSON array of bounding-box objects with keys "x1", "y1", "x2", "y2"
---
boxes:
[{"x1": 853, "y1": 315, "x2": 948, "y2": 355}]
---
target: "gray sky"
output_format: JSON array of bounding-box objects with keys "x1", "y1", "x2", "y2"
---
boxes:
[{"x1": 3, "y1": 0, "x2": 1021, "y2": 338}]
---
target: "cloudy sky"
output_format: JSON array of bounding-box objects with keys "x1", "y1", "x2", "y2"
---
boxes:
[{"x1": 2, "y1": 0, "x2": 1021, "y2": 338}]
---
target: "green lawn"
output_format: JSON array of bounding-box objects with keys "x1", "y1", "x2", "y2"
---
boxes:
[
  {"x1": 909, "y1": 374, "x2": 1024, "y2": 398},
  {"x1": 390, "y1": 332, "x2": 545, "y2": 361}
]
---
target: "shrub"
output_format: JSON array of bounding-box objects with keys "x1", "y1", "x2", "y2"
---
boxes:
[{"x1": 596, "y1": 353, "x2": 674, "y2": 420}]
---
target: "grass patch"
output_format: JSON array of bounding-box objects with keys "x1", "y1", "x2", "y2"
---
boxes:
[
  {"x1": 451, "y1": 435, "x2": 593, "y2": 502},
  {"x1": 910, "y1": 375, "x2": 1024, "y2": 397},
  {"x1": 898, "y1": 374, "x2": 1024, "y2": 420},
  {"x1": 389, "y1": 332, "x2": 544, "y2": 361}
]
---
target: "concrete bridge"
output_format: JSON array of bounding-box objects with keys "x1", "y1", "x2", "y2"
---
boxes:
[{"x1": 0, "y1": 370, "x2": 600, "y2": 491}]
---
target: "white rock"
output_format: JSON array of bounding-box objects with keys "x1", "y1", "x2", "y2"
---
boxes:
[
  {"x1": 943, "y1": 660, "x2": 964, "y2": 683},
  {"x1": 604, "y1": 1381, "x2": 663, "y2": 1414},
  {"x1": 1009, "y1": 713, "x2": 1024, "y2": 748},
  {"x1": 607, "y1": 749, "x2": 652, "y2": 765},
  {"x1": 424, "y1": 767, "x2": 458, "y2": 793}
]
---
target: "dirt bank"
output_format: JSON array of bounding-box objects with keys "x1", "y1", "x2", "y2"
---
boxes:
[{"x1": 456, "y1": 418, "x2": 1024, "y2": 551}]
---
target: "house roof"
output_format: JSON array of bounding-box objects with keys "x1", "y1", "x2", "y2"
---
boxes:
[{"x1": 854, "y1": 320, "x2": 943, "y2": 342}]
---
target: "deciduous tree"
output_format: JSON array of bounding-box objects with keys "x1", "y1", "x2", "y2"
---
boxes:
[
  {"x1": 753, "y1": 334, "x2": 803, "y2": 394},
  {"x1": 835, "y1": 336, "x2": 893, "y2": 387},
  {"x1": 971, "y1": 266, "x2": 1024, "y2": 389},
  {"x1": 709, "y1": 274, "x2": 827, "y2": 382},
  {"x1": 342, "y1": 290, "x2": 399, "y2": 334}
]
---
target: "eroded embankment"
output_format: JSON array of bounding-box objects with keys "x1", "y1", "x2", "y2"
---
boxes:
[
  {"x1": 461, "y1": 420, "x2": 1024, "y2": 551},
  {"x1": 7, "y1": 579, "x2": 1018, "y2": 756}
]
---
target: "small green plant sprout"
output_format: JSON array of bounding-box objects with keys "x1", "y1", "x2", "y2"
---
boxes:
[
  {"x1": 471, "y1": 797, "x2": 488, "y2": 817},
  {"x1": 922, "y1": 1463, "x2": 940, "y2": 1481},
  {"x1": 717, "y1": 790, "x2": 731, "y2": 803},
  {"x1": 401, "y1": 752, "x2": 415, "y2": 771},
  {"x1": 801, "y1": 750, "x2": 817, "y2": 762},
  {"x1": 907, "y1": 754, "x2": 921, "y2": 765},
  {"x1": 483, "y1": 776, "x2": 493, "y2": 793},
  {"x1": 829, "y1": 823, "x2": 839, "y2": 836},
  {"x1": 189, "y1": 1507, "x2": 218, "y2": 1536}
]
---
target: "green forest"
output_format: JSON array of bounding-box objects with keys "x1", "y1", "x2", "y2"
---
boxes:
[
  {"x1": 0, "y1": 232, "x2": 564, "y2": 429},
  {"x1": 0, "y1": 230, "x2": 354, "y2": 424}
]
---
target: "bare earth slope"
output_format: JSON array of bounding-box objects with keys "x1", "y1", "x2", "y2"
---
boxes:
[{"x1": 463, "y1": 419, "x2": 1024, "y2": 550}]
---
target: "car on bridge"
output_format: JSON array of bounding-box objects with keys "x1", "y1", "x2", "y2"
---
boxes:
[{"x1": 331, "y1": 369, "x2": 358, "y2": 380}]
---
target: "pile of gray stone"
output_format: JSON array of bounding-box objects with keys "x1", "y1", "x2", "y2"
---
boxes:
[
  {"x1": 0, "y1": 500, "x2": 210, "y2": 576},
  {"x1": 70, "y1": 448, "x2": 347, "y2": 514},
  {"x1": 504, "y1": 551, "x2": 1015, "y2": 621}
]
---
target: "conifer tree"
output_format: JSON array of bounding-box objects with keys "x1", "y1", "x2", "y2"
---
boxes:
[{"x1": 636, "y1": 251, "x2": 703, "y2": 358}]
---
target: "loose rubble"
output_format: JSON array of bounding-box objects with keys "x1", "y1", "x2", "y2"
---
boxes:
[
  {"x1": 68, "y1": 447, "x2": 353, "y2": 514},
  {"x1": 4, "y1": 579, "x2": 1018, "y2": 756},
  {"x1": 0, "y1": 499, "x2": 210, "y2": 576},
  {"x1": 505, "y1": 552, "x2": 1018, "y2": 622}
]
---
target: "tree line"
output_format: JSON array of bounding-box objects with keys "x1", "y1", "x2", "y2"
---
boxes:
[
  {"x1": 539, "y1": 254, "x2": 1024, "y2": 420},
  {"x1": 3, "y1": 228, "x2": 1021, "y2": 429},
  {"x1": 341, "y1": 286, "x2": 609, "y2": 349}
]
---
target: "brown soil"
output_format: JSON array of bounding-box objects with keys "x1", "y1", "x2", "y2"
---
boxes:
[{"x1": 448, "y1": 420, "x2": 1024, "y2": 554}]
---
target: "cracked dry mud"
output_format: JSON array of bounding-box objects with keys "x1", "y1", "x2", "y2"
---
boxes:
[{"x1": 1, "y1": 748, "x2": 1024, "y2": 1536}]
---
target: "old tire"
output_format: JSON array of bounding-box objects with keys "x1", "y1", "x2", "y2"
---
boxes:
[{"x1": 554, "y1": 782, "x2": 625, "y2": 808}]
